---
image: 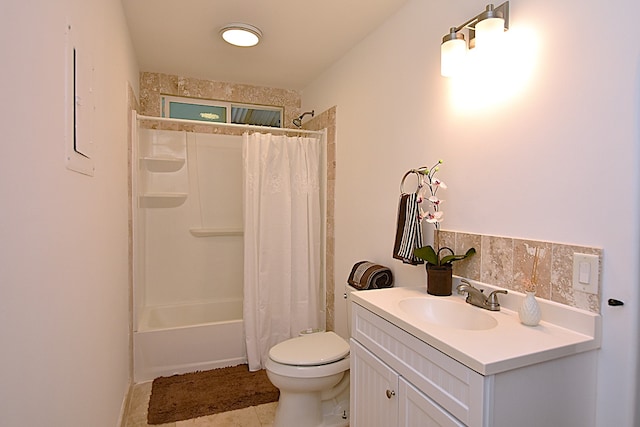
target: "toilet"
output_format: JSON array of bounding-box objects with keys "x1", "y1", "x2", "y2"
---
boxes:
[{"x1": 265, "y1": 286, "x2": 356, "y2": 427}]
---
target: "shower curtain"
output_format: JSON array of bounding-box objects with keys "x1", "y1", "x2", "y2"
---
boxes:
[{"x1": 242, "y1": 132, "x2": 323, "y2": 371}]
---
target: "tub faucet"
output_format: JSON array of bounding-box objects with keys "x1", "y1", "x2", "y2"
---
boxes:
[{"x1": 456, "y1": 279, "x2": 508, "y2": 311}]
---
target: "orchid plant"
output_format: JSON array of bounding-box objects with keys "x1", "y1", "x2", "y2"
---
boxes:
[{"x1": 413, "y1": 160, "x2": 476, "y2": 267}]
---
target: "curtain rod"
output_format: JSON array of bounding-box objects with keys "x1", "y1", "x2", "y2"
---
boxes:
[{"x1": 136, "y1": 114, "x2": 325, "y2": 136}]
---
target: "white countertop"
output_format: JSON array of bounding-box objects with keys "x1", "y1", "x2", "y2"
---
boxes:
[{"x1": 350, "y1": 279, "x2": 602, "y2": 376}]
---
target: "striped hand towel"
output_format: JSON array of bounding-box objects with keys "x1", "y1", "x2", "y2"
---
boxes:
[{"x1": 393, "y1": 193, "x2": 424, "y2": 265}]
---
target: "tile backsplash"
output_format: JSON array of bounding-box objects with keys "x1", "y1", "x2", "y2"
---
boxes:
[{"x1": 439, "y1": 230, "x2": 603, "y2": 313}]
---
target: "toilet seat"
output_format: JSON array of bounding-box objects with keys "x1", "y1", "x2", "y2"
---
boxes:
[
  {"x1": 266, "y1": 354, "x2": 350, "y2": 379},
  {"x1": 269, "y1": 331, "x2": 349, "y2": 366}
]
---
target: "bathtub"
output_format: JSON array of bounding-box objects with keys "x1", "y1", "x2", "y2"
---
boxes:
[{"x1": 133, "y1": 298, "x2": 246, "y2": 382}]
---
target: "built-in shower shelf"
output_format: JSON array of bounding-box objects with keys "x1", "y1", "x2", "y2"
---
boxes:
[
  {"x1": 140, "y1": 157, "x2": 185, "y2": 173},
  {"x1": 189, "y1": 228, "x2": 244, "y2": 237},
  {"x1": 139, "y1": 193, "x2": 187, "y2": 208}
]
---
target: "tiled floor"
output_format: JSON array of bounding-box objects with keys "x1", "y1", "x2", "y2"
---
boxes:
[{"x1": 123, "y1": 381, "x2": 277, "y2": 427}]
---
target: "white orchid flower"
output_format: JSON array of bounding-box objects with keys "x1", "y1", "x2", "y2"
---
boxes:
[
  {"x1": 425, "y1": 211, "x2": 443, "y2": 223},
  {"x1": 432, "y1": 178, "x2": 447, "y2": 189},
  {"x1": 428, "y1": 196, "x2": 443, "y2": 206},
  {"x1": 416, "y1": 160, "x2": 447, "y2": 229},
  {"x1": 416, "y1": 185, "x2": 429, "y2": 203}
]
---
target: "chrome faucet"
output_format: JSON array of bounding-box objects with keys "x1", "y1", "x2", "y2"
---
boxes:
[{"x1": 456, "y1": 279, "x2": 508, "y2": 311}]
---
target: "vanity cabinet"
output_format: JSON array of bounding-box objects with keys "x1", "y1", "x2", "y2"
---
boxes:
[
  {"x1": 350, "y1": 340, "x2": 398, "y2": 427},
  {"x1": 350, "y1": 302, "x2": 597, "y2": 427},
  {"x1": 351, "y1": 339, "x2": 463, "y2": 427}
]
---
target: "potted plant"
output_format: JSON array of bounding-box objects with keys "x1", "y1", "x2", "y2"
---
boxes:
[{"x1": 412, "y1": 160, "x2": 476, "y2": 296}]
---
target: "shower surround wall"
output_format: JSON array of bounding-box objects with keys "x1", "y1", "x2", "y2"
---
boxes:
[
  {"x1": 133, "y1": 127, "x2": 246, "y2": 381},
  {"x1": 138, "y1": 71, "x2": 338, "y2": 330}
]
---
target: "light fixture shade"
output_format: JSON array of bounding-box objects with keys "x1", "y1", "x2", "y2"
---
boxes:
[
  {"x1": 474, "y1": 16, "x2": 505, "y2": 50},
  {"x1": 220, "y1": 23, "x2": 262, "y2": 47},
  {"x1": 439, "y1": 2, "x2": 510, "y2": 78},
  {"x1": 441, "y1": 32, "x2": 466, "y2": 77}
]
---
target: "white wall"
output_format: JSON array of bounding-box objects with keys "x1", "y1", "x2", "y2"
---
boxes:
[
  {"x1": 0, "y1": 1, "x2": 138, "y2": 426},
  {"x1": 303, "y1": 0, "x2": 640, "y2": 426}
]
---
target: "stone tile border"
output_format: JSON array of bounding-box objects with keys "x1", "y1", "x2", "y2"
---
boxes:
[{"x1": 440, "y1": 230, "x2": 602, "y2": 313}]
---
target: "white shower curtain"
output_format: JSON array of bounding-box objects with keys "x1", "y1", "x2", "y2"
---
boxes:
[{"x1": 242, "y1": 132, "x2": 324, "y2": 371}]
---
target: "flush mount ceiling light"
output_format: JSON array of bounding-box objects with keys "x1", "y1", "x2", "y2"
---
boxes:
[
  {"x1": 220, "y1": 23, "x2": 262, "y2": 47},
  {"x1": 440, "y1": 1, "x2": 510, "y2": 77}
]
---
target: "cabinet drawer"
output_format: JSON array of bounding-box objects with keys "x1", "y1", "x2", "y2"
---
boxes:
[{"x1": 352, "y1": 303, "x2": 485, "y2": 426}]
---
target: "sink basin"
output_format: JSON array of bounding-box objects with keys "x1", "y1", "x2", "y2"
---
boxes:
[{"x1": 398, "y1": 297, "x2": 498, "y2": 330}]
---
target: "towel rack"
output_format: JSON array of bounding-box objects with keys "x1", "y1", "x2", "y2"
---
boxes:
[{"x1": 400, "y1": 167, "x2": 428, "y2": 194}]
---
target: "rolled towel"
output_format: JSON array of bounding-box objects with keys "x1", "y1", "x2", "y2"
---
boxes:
[{"x1": 347, "y1": 261, "x2": 394, "y2": 290}]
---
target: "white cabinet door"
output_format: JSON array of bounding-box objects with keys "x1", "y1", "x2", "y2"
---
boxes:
[
  {"x1": 399, "y1": 377, "x2": 465, "y2": 427},
  {"x1": 351, "y1": 339, "x2": 399, "y2": 427}
]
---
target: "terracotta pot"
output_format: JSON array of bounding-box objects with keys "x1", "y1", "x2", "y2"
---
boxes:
[{"x1": 426, "y1": 263, "x2": 453, "y2": 296}]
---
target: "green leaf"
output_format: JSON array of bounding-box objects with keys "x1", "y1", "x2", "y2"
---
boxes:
[
  {"x1": 413, "y1": 246, "x2": 439, "y2": 265},
  {"x1": 414, "y1": 246, "x2": 476, "y2": 266},
  {"x1": 438, "y1": 247, "x2": 476, "y2": 265},
  {"x1": 439, "y1": 254, "x2": 458, "y2": 264}
]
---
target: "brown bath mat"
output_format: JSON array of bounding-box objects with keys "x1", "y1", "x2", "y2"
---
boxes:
[{"x1": 147, "y1": 364, "x2": 279, "y2": 424}]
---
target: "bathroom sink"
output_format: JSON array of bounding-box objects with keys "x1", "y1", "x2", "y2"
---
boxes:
[{"x1": 397, "y1": 297, "x2": 498, "y2": 330}]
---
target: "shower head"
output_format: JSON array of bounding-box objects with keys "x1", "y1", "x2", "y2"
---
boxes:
[{"x1": 292, "y1": 110, "x2": 315, "y2": 128}]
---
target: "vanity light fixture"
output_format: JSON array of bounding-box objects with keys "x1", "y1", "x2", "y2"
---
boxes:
[
  {"x1": 440, "y1": 2, "x2": 510, "y2": 77},
  {"x1": 220, "y1": 23, "x2": 262, "y2": 47}
]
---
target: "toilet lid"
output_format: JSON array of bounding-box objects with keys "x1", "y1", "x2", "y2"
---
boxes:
[{"x1": 269, "y1": 331, "x2": 350, "y2": 366}]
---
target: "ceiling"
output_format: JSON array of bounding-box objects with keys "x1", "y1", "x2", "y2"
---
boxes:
[{"x1": 122, "y1": 0, "x2": 408, "y2": 91}]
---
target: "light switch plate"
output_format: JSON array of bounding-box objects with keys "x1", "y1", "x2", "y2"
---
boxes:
[{"x1": 572, "y1": 253, "x2": 599, "y2": 294}]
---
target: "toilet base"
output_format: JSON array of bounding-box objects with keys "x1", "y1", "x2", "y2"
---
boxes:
[
  {"x1": 273, "y1": 389, "x2": 349, "y2": 427},
  {"x1": 274, "y1": 390, "x2": 322, "y2": 427}
]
